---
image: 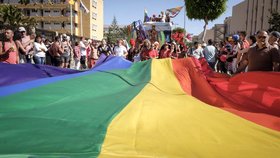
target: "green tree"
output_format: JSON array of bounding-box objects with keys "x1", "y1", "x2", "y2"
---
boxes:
[
  {"x1": 18, "y1": 0, "x2": 30, "y2": 5},
  {"x1": 0, "y1": 5, "x2": 36, "y2": 30},
  {"x1": 119, "y1": 25, "x2": 130, "y2": 40},
  {"x1": 106, "y1": 16, "x2": 121, "y2": 44},
  {"x1": 184, "y1": 0, "x2": 227, "y2": 42},
  {"x1": 268, "y1": 11, "x2": 280, "y2": 32},
  {"x1": 172, "y1": 27, "x2": 186, "y2": 34}
]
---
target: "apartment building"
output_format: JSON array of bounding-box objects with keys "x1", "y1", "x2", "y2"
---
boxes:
[
  {"x1": 1, "y1": 0, "x2": 104, "y2": 40},
  {"x1": 229, "y1": 0, "x2": 280, "y2": 35}
]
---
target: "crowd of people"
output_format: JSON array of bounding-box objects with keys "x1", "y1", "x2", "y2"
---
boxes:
[
  {"x1": 0, "y1": 26, "x2": 280, "y2": 74},
  {"x1": 187, "y1": 30, "x2": 280, "y2": 74}
]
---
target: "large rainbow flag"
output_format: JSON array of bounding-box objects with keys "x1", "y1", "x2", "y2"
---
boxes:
[{"x1": 0, "y1": 57, "x2": 280, "y2": 157}]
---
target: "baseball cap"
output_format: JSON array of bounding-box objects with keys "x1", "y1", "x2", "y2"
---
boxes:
[
  {"x1": 232, "y1": 34, "x2": 239, "y2": 41},
  {"x1": 130, "y1": 39, "x2": 135, "y2": 46},
  {"x1": 18, "y1": 27, "x2": 26, "y2": 32},
  {"x1": 271, "y1": 31, "x2": 280, "y2": 38}
]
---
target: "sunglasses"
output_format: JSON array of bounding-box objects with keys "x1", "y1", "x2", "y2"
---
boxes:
[{"x1": 257, "y1": 36, "x2": 267, "y2": 39}]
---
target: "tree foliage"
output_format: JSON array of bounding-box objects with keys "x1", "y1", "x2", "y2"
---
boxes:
[
  {"x1": 184, "y1": 0, "x2": 227, "y2": 41},
  {"x1": 185, "y1": 0, "x2": 227, "y2": 21},
  {"x1": 268, "y1": 11, "x2": 280, "y2": 32},
  {"x1": 119, "y1": 26, "x2": 130, "y2": 40},
  {"x1": 0, "y1": 5, "x2": 36, "y2": 30},
  {"x1": 18, "y1": 0, "x2": 30, "y2": 5},
  {"x1": 172, "y1": 27, "x2": 185, "y2": 34},
  {"x1": 106, "y1": 16, "x2": 121, "y2": 44}
]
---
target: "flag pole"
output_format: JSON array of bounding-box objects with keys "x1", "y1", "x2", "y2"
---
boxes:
[
  {"x1": 70, "y1": 4, "x2": 73, "y2": 36},
  {"x1": 69, "y1": 0, "x2": 75, "y2": 39},
  {"x1": 184, "y1": 6, "x2": 186, "y2": 31},
  {"x1": 80, "y1": 9, "x2": 83, "y2": 36}
]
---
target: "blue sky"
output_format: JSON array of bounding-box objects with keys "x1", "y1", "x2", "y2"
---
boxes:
[{"x1": 104, "y1": 0, "x2": 244, "y2": 35}]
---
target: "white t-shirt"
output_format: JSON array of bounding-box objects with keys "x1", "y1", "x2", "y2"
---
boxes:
[
  {"x1": 34, "y1": 42, "x2": 47, "y2": 57},
  {"x1": 133, "y1": 53, "x2": 141, "y2": 62},
  {"x1": 114, "y1": 45, "x2": 127, "y2": 57},
  {"x1": 79, "y1": 41, "x2": 87, "y2": 56},
  {"x1": 192, "y1": 47, "x2": 204, "y2": 59}
]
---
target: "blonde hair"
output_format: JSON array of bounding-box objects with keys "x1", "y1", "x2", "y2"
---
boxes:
[{"x1": 143, "y1": 39, "x2": 152, "y2": 49}]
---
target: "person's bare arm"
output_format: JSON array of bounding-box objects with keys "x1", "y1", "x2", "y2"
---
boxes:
[
  {"x1": 16, "y1": 50, "x2": 19, "y2": 64},
  {"x1": 57, "y1": 42, "x2": 63, "y2": 54},
  {"x1": 271, "y1": 48, "x2": 280, "y2": 71},
  {"x1": 236, "y1": 59, "x2": 248, "y2": 73},
  {"x1": 0, "y1": 43, "x2": 3, "y2": 55},
  {"x1": 15, "y1": 40, "x2": 27, "y2": 54},
  {"x1": 273, "y1": 62, "x2": 280, "y2": 71},
  {"x1": 21, "y1": 39, "x2": 34, "y2": 48},
  {"x1": 123, "y1": 49, "x2": 128, "y2": 57},
  {"x1": 0, "y1": 42, "x2": 13, "y2": 55}
]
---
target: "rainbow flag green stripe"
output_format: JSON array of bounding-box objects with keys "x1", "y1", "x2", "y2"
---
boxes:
[{"x1": 0, "y1": 61, "x2": 151, "y2": 157}]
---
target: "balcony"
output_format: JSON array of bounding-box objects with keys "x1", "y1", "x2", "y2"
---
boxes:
[
  {"x1": 52, "y1": 28, "x2": 70, "y2": 34},
  {"x1": 30, "y1": 16, "x2": 70, "y2": 22},
  {"x1": 10, "y1": 3, "x2": 69, "y2": 9}
]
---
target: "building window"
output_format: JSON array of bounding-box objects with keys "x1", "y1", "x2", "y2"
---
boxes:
[
  {"x1": 44, "y1": 10, "x2": 51, "y2": 17},
  {"x1": 53, "y1": 0, "x2": 61, "y2": 4},
  {"x1": 44, "y1": 22, "x2": 51, "y2": 29},
  {"x1": 92, "y1": 0, "x2": 97, "y2": 8},
  {"x1": 53, "y1": 22, "x2": 62, "y2": 29},
  {"x1": 26, "y1": 10, "x2": 30, "y2": 16},
  {"x1": 52, "y1": 10, "x2": 61, "y2": 16},
  {"x1": 92, "y1": 12, "x2": 97, "y2": 20},
  {"x1": 4, "y1": 0, "x2": 18, "y2": 4},
  {"x1": 30, "y1": 9, "x2": 39, "y2": 16},
  {"x1": 31, "y1": 0, "x2": 40, "y2": 4},
  {"x1": 74, "y1": 11, "x2": 78, "y2": 16},
  {"x1": 92, "y1": 24, "x2": 97, "y2": 31}
]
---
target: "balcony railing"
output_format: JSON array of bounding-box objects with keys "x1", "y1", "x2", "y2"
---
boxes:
[
  {"x1": 0, "y1": 3, "x2": 70, "y2": 9},
  {"x1": 31, "y1": 16, "x2": 70, "y2": 22}
]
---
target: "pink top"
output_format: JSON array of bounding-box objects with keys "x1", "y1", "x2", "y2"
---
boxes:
[
  {"x1": 140, "y1": 49, "x2": 157, "y2": 61},
  {"x1": 1, "y1": 41, "x2": 18, "y2": 64},
  {"x1": 74, "y1": 46, "x2": 81, "y2": 60},
  {"x1": 159, "y1": 49, "x2": 171, "y2": 59}
]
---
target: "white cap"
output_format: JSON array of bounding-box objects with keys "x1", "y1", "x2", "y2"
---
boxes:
[
  {"x1": 18, "y1": 27, "x2": 26, "y2": 32},
  {"x1": 202, "y1": 43, "x2": 207, "y2": 47}
]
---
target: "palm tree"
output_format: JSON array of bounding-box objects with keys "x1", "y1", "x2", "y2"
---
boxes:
[{"x1": 0, "y1": 5, "x2": 36, "y2": 29}]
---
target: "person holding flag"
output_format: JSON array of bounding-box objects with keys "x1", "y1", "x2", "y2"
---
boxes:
[{"x1": 165, "y1": 6, "x2": 183, "y2": 22}]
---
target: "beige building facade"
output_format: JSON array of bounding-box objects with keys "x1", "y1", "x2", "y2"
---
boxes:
[
  {"x1": 1, "y1": 0, "x2": 103, "y2": 40},
  {"x1": 193, "y1": 24, "x2": 225, "y2": 43},
  {"x1": 194, "y1": 28, "x2": 214, "y2": 43},
  {"x1": 229, "y1": 0, "x2": 280, "y2": 35}
]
